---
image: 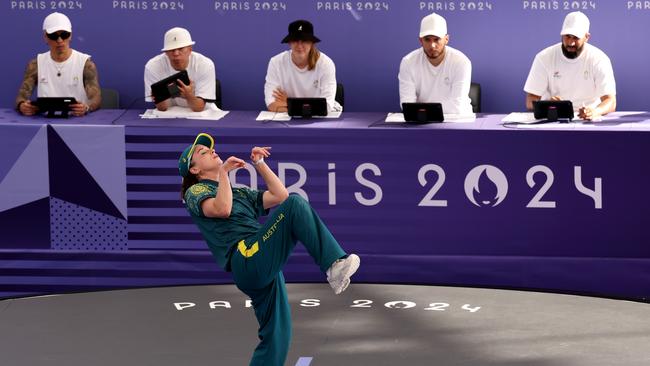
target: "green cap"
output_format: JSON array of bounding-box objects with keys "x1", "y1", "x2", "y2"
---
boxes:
[{"x1": 178, "y1": 133, "x2": 214, "y2": 178}]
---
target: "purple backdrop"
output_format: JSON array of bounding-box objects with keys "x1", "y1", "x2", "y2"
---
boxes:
[
  {"x1": 4, "y1": 1, "x2": 650, "y2": 112},
  {"x1": 1, "y1": 110, "x2": 650, "y2": 300}
]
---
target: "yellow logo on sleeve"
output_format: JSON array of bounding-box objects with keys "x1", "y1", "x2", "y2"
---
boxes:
[{"x1": 190, "y1": 184, "x2": 210, "y2": 195}]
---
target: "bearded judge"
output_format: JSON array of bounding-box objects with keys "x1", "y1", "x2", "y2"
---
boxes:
[{"x1": 524, "y1": 11, "x2": 616, "y2": 121}]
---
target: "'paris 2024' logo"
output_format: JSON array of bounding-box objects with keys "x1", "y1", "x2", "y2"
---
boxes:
[{"x1": 464, "y1": 165, "x2": 508, "y2": 207}]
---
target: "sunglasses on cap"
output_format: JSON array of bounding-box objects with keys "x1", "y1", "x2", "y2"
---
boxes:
[{"x1": 46, "y1": 31, "x2": 71, "y2": 41}]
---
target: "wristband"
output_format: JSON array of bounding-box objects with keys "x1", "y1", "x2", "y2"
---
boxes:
[{"x1": 253, "y1": 157, "x2": 265, "y2": 165}]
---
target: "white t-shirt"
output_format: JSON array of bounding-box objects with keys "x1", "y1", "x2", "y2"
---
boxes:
[
  {"x1": 398, "y1": 46, "x2": 473, "y2": 115},
  {"x1": 37, "y1": 49, "x2": 90, "y2": 104},
  {"x1": 144, "y1": 51, "x2": 216, "y2": 107},
  {"x1": 264, "y1": 50, "x2": 342, "y2": 112},
  {"x1": 524, "y1": 43, "x2": 616, "y2": 110}
]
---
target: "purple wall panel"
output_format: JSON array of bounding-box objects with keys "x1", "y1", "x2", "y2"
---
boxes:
[
  {"x1": 2, "y1": 111, "x2": 650, "y2": 300},
  {"x1": 3, "y1": 1, "x2": 650, "y2": 112}
]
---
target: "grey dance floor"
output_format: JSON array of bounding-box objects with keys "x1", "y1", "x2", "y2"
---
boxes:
[{"x1": 1, "y1": 284, "x2": 649, "y2": 366}]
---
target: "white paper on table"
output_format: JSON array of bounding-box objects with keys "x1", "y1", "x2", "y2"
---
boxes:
[
  {"x1": 256, "y1": 110, "x2": 342, "y2": 121},
  {"x1": 140, "y1": 104, "x2": 229, "y2": 120},
  {"x1": 514, "y1": 120, "x2": 594, "y2": 129},
  {"x1": 501, "y1": 112, "x2": 544, "y2": 124},
  {"x1": 385, "y1": 113, "x2": 406, "y2": 123},
  {"x1": 504, "y1": 110, "x2": 649, "y2": 125},
  {"x1": 188, "y1": 108, "x2": 229, "y2": 120},
  {"x1": 385, "y1": 112, "x2": 475, "y2": 123},
  {"x1": 517, "y1": 119, "x2": 650, "y2": 129},
  {"x1": 256, "y1": 111, "x2": 291, "y2": 121}
]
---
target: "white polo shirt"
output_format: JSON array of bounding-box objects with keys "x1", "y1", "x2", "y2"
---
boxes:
[
  {"x1": 524, "y1": 42, "x2": 616, "y2": 110},
  {"x1": 144, "y1": 51, "x2": 216, "y2": 107},
  {"x1": 264, "y1": 50, "x2": 342, "y2": 112},
  {"x1": 37, "y1": 49, "x2": 90, "y2": 104},
  {"x1": 398, "y1": 46, "x2": 473, "y2": 115}
]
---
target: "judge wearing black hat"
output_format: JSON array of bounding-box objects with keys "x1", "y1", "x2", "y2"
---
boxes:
[{"x1": 264, "y1": 20, "x2": 342, "y2": 113}]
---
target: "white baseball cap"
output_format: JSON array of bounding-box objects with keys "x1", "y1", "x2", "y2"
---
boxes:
[
  {"x1": 43, "y1": 12, "x2": 71, "y2": 34},
  {"x1": 162, "y1": 27, "x2": 195, "y2": 51},
  {"x1": 560, "y1": 11, "x2": 590, "y2": 39},
  {"x1": 419, "y1": 13, "x2": 447, "y2": 38}
]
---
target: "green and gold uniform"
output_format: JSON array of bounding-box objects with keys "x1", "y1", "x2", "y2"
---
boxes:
[{"x1": 185, "y1": 180, "x2": 346, "y2": 366}]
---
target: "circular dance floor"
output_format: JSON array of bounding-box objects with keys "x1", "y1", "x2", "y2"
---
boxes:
[{"x1": 1, "y1": 284, "x2": 649, "y2": 365}]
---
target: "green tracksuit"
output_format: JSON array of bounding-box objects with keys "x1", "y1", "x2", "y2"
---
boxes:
[{"x1": 185, "y1": 180, "x2": 346, "y2": 365}]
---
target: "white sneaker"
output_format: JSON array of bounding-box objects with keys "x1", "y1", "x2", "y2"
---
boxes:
[{"x1": 326, "y1": 254, "x2": 360, "y2": 295}]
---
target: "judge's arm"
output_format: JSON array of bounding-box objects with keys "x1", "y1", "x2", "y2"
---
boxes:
[
  {"x1": 78, "y1": 59, "x2": 101, "y2": 114},
  {"x1": 264, "y1": 59, "x2": 287, "y2": 112},
  {"x1": 180, "y1": 62, "x2": 215, "y2": 112},
  {"x1": 440, "y1": 59, "x2": 472, "y2": 112},
  {"x1": 15, "y1": 59, "x2": 39, "y2": 116},
  {"x1": 579, "y1": 94, "x2": 616, "y2": 121},
  {"x1": 525, "y1": 93, "x2": 541, "y2": 111},
  {"x1": 582, "y1": 58, "x2": 617, "y2": 119},
  {"x1": 144, "y1": 63, "x2": 171, "y2": 111},
  {"x1": 177, "y1": 79, "x2": 206, "y2": 112},
  {"x1": 398, "y1": 58, "x2": 417, "y2": 107},
  {"x1": 523, "y1": 54, "x2": 554, "y2": 111},
  {"x1": 595, "y1": 94, "x2": 616, "y2": 116},
  {"x1": 154, "y1": 98, "x2": 171, "y2": 111},
  {"x1": 268, "y1": 89, "x2": 288, "y2": 113},
  {"x1": 320, "y1": 59, "x2": 340, "y2": 111}
]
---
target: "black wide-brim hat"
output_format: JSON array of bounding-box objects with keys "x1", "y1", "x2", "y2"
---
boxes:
[{"x1": 281, "y1": 19, "x2": 321, "y2": 43}]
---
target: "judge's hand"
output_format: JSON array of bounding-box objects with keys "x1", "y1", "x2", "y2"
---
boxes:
[
  {"x1": 177, "y1": 79, "x2": 196, "y2": 99},
  {"x1": 19, "y1": 101, "x2": 39, "y2": 116},
  {"x1": 578, "y1": 106, "x2": 599, "y2": 121},
  {"x1": 70, "y1": 102, "x2": 89, "y2": 117}
]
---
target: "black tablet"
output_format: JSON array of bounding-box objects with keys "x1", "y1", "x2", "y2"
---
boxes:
[
  {"x1": 34, "y1": 97, "x2": 77, "y2": 118},
  {"x1": 287, "y1": 97, "x2": 328, "y2": 118},
  {"x1": 150, "y1": 70, "x2": 190, "y2": 103},
  {"x1": 401, "y1": 102, "x2": 444, "y2": 123},
  {"x1": 533, "y1": 100, "x2": 574, "y2": 121}
]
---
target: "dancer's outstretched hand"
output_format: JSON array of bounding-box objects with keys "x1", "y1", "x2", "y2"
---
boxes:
[
  {"x1": 251, "y1": 146, "x2": 271, "y2": 163},
  {"x1": 222, "y1": 156, "x2": 246, "y2": 172}
]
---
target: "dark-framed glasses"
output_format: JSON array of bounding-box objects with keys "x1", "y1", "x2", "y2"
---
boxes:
[{"x1": 46, "y1": 31, "x2": 71, "y2": 41}]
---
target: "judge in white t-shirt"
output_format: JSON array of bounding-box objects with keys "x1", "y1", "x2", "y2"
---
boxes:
[
  {"x1": 15, "y1": 12, "x2": 101, "y2": 117},
  {"x1": 524, "y1": 11, "x2": 616, "y2": 121},
  {"x1": 144, "y1": 27, "x2": 216, "y2": 112},
  {"x1": 398, "y1": 13, "x2": 473, "y2": 115},
  {"x1": 264, "y1": 20, "x2": 342, "y2": 113}
]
